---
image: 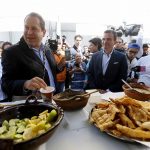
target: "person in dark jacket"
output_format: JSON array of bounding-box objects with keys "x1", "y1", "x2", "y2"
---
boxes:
[
  {"x1": 1, "y1": 12, "x2": 64, "y2": 101},
  {"x1": 87, "y1": 30, "x2": 128, "y2": 93}
]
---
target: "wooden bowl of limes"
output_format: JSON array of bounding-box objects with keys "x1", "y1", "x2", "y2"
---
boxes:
[{"x1": 0, "y1": 96, "x2": 64, "y2": 150}]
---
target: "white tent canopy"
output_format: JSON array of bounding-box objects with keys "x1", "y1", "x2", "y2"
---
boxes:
[{"x1": 0, "y1": 0, "x2": 150, "y2": 40}]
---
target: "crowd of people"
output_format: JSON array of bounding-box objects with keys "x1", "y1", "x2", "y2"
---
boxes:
[{"x1": 0, "y1": 12, "x2": 150, "y2": 102}]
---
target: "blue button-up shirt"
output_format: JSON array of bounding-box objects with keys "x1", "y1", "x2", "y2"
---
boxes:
[
  {"x1": 32, "y1": 45, "x2": 55, "y2": 88},
  {"x1": 102, "y1": 49, "x2": 113, "y2": 75}
]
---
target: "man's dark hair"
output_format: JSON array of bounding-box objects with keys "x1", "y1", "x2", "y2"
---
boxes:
[
  {"x1": 24, "y1": 12, "x2": 45, "y2": 30},
  {"x1": 74, "y1": 34, "x2": 83, "y2": 40},
  {"x1": 143, "y1": 43, "x2": 149, "y2": 48},
  {"x1": 104, "y1": 30, "x2": 117, "y2": 41},
  {"x1": 2, "y1": 42, "x2": 12, "y2": 50},
  {"x1": 89, "y1": 37, "x2": 102, "y2": 49}
]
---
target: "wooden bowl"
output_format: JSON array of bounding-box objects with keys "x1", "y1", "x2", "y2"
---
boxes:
[
  {"x1": 122, "y1": 83, "x2": 150, "y2": 101},
  {"x1": 53, "y1": 89, "x2": 90, "y2": 110},
  {"x1": 0, "y1": 97, "x2": 64, "y2": 150}
]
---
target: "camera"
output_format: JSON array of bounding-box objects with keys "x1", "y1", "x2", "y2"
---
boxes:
[
  {"x1": 108, "y1": 24, "x2": 141, "y2": 37},
  {"x1": 48, "y1": 39, "x2": 58, "y2": 51},
  {"x1": 124, "y1": 24, "x2": 141, "y2": 37},
  {"x1": 74, "y1": 63, "x2": 80, "y2": 68},
  {"x1": 132, "y1": 66, "x2": 146, "y2": 72},
  {"x1": 131, "y1": 66, "x2": 141, "y2": 72}
]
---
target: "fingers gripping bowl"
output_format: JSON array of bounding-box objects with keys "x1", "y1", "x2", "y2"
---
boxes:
[
  {"x1": 122, "y1": 83, "x2": 150, "y2": 101},
  {"x1": 0, "y1": 96, "x2": 64, "y2": 150}
]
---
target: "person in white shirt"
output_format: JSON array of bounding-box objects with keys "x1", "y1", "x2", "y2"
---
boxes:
[
  {"x1": 126, "y1": 43, "x2": 140, "y2": 83},
  {"x1": 137, "y1": 55, "x2": 150, "y2": 87},
  {"x1": 70, "y1": 35, "x2": 83, "y2": 60}
]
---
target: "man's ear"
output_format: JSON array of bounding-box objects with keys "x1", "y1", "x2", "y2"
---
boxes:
[{"x1": 43, "y1": 29, "x2": 46, "y2": 37}]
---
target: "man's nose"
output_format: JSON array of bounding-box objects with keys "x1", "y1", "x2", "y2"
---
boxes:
[{"x1": 27, "y1": 29, "x2": 33, "y2": 34}]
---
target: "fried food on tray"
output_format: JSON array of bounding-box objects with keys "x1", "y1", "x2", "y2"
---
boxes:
[
  {"x1": 141, "y1": 121, "x2": 150, "y2": 130},
  {"x1": 116, "y1": 124, "x2": 150, "y2": 140},
  {"x1": 118, "y1": 113, "x2": 136, "y2": 129},
  {"x1": 96, "y1": 101, "x2": 110, "y2": 109},
  {"x1": 110, "y1": 96, "x2": 141, "y2": 108},
  {"x1": 89, "y1": 96, "x2": 150, "y2": 141},
  {"x1": 128, "y1": 105, "x2": 148, "y2": 126}
]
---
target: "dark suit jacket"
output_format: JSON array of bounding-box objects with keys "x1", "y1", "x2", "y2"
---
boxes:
[
  {"x1": 87, "y1": 50, "x2": 128, "y2": 92},
  {"x1": 1, "y1": 37, "x2": 58, "y2": 98}
]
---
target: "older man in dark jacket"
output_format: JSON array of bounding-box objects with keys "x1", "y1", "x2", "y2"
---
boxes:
[{"x1": 1, "y1": 12, "x2": 64, "y2": 101}]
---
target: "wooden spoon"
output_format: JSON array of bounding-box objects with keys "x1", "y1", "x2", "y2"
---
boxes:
[{"x1": 121, "y1": 79, "x2": 134, "y2": 90}]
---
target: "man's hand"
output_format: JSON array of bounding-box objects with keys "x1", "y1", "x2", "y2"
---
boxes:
[{"x1": 24, "y1": 77, "x2": 47, "y2": 90}]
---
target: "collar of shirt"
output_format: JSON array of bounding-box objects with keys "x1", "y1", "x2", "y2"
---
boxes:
[
  {"x1": 102, "y1": 49, "x2": 114, "y2": 75},
  {"x1": 102, "y1": 49, "x2": 113, "y2": 57},
  {"x1": 32, "y1": 44, "x2": 45, "y2": 60},
  {"x1": 32, "y1": 44, "x2": 44, "y2": 52},
  {"x1": 32, "y1": 44, "x2": 55, "y2": 88}
]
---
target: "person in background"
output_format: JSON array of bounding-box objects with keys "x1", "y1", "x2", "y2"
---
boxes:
[
  {"x1": 82, "y1": 45, "x2": 90, "y2": 65},
  {"x1": 60, "y1": 36, "x2": 72, "y2": 90},
  {"x1": 114, "y1": 37, "x2": 125, "y2": 53},
  {"x1": 126, "y1": 43, "x2": 140, "y2": 83},
  {"x1": 136, "y1": 54, "x2": 150, "y2": 87},
  {"x1": 70, "y1": 35, "x2": 83, "y2": 60},
  {"x1": 1, "y1": 12, "x2": 64, "y2": 101},
  {"x1": 0, "y1": 42, "x2": 12, "y2": 102},
  {"x1": 83, "y1": 45, "x2": 89, "y2": 55},
  {"x1": 62, "y1": 35, "x2": 71, "y2": 50},
  {"x1": 69, "y1": 53, "x2": 87, "y2": 91},
  {"x1": 142, "y1": 43, "x2": 149, "y2": 57},
  {"x1": 57, "y1": 39, "x2": 65, "y2": 56},
  {"x1": 84, "y1": 37, "x2": 102, "y2": 89},
  {"x1": 52, "y1": 39, "x2": 66, "y2": 94},
  {"x1": 88, "y1": 37, "x2": 102, "y2": 53},
  {"x1": 87, "y1": 30, "x2": 128, "y2": 93}
]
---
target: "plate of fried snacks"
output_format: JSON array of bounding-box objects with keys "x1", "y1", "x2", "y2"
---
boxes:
[{"x1": 89, "y1": 96, "x2": 150, "y2": 145}]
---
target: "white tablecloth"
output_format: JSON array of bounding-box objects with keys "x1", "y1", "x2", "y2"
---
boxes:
[{"x1": 1, "y1": 92, "x2": 150, "y2": 150}]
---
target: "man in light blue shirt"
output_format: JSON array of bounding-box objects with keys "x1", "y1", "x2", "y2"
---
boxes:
[{"x1": 87, "y1": 30, "x2": 128, "y2": 93}]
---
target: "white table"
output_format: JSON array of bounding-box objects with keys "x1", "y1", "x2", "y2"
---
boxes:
[
  {"x1": 37, "y1": 91, "x2": 150, "y2": 150},
  {"x1": 1, "y1": 92, "x2": 150, "y2": 150}
]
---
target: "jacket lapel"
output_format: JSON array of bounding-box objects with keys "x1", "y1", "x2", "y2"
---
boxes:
[
  {"x1": 45, "y1": 48, "x2": 56, "y2": 72},
  {"x1": 98, "y1": 50, "x2": 103, "y2": 75},
  {"x1": 19, "y1": 37, "x2": 44, "y2": 67}
]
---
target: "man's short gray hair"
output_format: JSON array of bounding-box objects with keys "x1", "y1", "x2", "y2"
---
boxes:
[{"x1": 24, "y1": 12, "x2": 45, "y2": 30}]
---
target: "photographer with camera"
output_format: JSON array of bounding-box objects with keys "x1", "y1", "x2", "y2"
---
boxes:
[
  {"x1": 126, "y1": 43, "x2": 140, "y2": 83},
  {"x1": 69, "y1": 53, "x2": 87, "y2": 90},
  {"x1": 49, "y1": 38, "x2": 66, "y2": 94}
]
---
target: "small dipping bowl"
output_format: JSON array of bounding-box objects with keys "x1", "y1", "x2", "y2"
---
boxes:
[{"x1": 40, "y1": 86, "x2": 55, "y2": 102}]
